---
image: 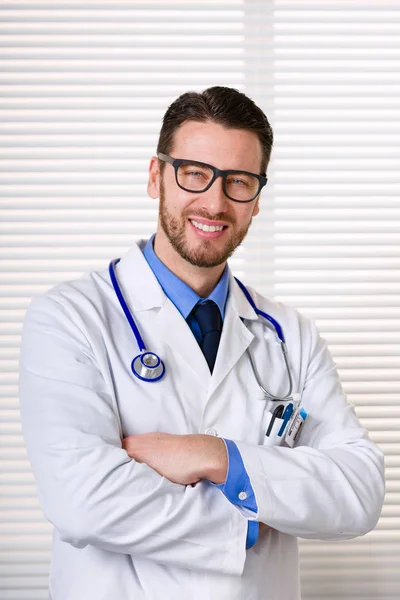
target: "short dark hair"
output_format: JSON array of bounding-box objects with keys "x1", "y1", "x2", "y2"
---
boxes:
[{"x1": 156, "y1": 86, "x2": 273, "y2": 175}]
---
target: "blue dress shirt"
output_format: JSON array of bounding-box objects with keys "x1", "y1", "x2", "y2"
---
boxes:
[{"x1": 142, "y1": 234, "x2": 259, "y2": 550}]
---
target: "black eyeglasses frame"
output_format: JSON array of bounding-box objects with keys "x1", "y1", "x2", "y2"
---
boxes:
[{"x1": 157, "y1": 152, "x2": 267, "y2": 203}]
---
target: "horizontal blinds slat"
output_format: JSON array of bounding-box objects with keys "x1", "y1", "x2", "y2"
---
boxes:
[
  {"x1": 0, "y1": 49, "x2": 246, "y2": 59},
  {"x1": 0, "y1": 60, "x2": 245, "y2": 71},
  {"x1": 0, "y1": 549, "x2": 50, "y2": 562}
]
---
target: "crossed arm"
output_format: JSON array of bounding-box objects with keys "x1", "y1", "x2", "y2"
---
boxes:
[
  {"x1": 122, "y1": 431, "x2": 228, "y2": 486},
  {"x1": 122, "y1": 432, "x2": 269, "y2": 535}
]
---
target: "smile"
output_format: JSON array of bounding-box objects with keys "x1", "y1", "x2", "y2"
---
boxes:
[{"x1": 190, "y1": 219, "x2": 225, "y2": 232}]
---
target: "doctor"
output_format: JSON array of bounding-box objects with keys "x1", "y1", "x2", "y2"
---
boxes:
[{"x1": 19, "y1": 86, "x2": 385, "y2": 600}]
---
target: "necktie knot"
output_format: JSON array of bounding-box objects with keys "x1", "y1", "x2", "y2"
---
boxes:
[
  {"x1": 193, "y1": 300, "x2": 222, "y2": 337},
  {"x1": 192, "y1": 300, "x2": 222, "y2": 373}
]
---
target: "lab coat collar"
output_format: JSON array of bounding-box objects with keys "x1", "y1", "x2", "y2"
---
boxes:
[
  {"x1": 115, "y1": 239, "x2": 259, "y2": 321},
  {"x1": 115, "y1": 239, "x2": 167, "y2": 312},
  {"x1": 226, "y1": 269, "x2": 259, "y2": 323},
  {"x1": 114, "y1": 239, "x2": 260, "y2": 394}
]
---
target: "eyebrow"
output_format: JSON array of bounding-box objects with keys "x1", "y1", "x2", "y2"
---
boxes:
[{"x1": 180, "y1": 157, "x2": 262, "y2": 176}]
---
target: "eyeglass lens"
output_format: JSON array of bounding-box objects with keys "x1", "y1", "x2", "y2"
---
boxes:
[{"x1": 177, "y1": 162, "x2": 259, "y2": 201}]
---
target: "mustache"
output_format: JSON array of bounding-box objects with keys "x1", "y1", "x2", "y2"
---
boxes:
[{"x1": 184, "y1": 210, "x2": 234, "y2": 224}]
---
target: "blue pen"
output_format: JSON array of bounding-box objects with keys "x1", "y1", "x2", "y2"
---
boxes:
[{"x1": 278, "y1": 402, "x2": 294, "y2": 437}]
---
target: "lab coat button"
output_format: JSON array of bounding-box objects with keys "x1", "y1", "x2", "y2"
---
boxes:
[
  {"x1": 238, "y1": 491, "x2": 248, "y2": 501},
  {"x1": 205, "y1": 428, "x2": 218, "y2": 436}
]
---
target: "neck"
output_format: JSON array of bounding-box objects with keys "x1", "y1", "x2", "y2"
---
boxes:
[{"x1": 153, "y1": 231, "x2": 226, "y2": 298}]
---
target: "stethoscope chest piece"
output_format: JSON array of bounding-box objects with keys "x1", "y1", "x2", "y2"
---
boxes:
[{"x1": 131, "y1": 351, "x2": 165, "y2": 382}]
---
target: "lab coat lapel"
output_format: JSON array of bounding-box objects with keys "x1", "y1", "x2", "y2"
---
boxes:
[
  {"x1": 208, "y1": 271, "x2": 259, "y2": 398},
  {"x1": 155, "y1": 300, "x2": 211, "y2": 389},
  {"x1": 114, "y1": 239, "x2": 165, "y2": 312},
  {"x1": 115, "y1": 239, "x2": 210, "y2": 390}
]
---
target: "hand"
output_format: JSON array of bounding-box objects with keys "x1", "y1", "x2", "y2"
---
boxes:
[{"x1": 122, "y1": 432, "x2": 228, "y2": 486}]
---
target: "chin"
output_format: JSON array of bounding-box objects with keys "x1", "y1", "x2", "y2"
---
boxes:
[{"x1": 178, "y1": 241, "x2": 235, "y2": 269}]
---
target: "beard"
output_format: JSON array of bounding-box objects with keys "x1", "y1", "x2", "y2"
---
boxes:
[{"x1": 158, "y1": 178, "x2": 254, "y2": 269}]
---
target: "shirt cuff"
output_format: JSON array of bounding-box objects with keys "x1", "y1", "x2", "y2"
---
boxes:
[
  {"x1": 209, "y1": 438, "x2": 259, "y2": 549},
  {"x1": 246, "y1": 520, "x2": 259, "y2": 549}
]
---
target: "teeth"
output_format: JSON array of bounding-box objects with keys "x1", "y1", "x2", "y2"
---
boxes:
[{"x1": 191, "y1": 219, "x2": 224, "y2": 232}]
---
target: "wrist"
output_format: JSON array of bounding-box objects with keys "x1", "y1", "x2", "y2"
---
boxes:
[{"x1": 202, "y1": 436, "x2": 228, "y2": 484}]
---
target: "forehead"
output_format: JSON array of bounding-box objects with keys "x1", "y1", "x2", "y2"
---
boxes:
[{"x1": 170, "y1": 120, "x2": 263, "y2": 172}]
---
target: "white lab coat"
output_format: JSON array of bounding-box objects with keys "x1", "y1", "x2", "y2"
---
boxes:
[{"x1": 19, "y1": 239, "x2": 385, "y2": 600}]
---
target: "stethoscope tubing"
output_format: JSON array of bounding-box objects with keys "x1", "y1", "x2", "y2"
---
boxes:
[
  {"x1": 109, "y1": 258, "x2": 294, "y2": 400},
  {"x1": 234, "y1": 277, "x2": 285, "y2": 344},
  {"x1": 234, "y1": 276, "x2": 294, "y2": 400},
  {"x1": 109, "y1": 258, "x2": 147, "y2": 353}
]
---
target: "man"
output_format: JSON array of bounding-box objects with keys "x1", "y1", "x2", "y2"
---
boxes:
[{"x1": 19, "y1": 86, "x2": 385, "y2": 600}]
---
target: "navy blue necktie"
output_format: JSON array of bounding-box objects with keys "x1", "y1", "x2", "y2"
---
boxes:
[{"x1": 192, "y1": 300, "x2": 222, "y2": 373}]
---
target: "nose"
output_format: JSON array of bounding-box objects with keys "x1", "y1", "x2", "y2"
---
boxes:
[{"x1": 200, "y1": 175, "x2": 230, "y2": 214}]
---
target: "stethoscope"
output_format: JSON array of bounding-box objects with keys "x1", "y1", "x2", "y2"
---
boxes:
[{"x1": 109, "y1": 258, "x2": 295, "y2": 402}]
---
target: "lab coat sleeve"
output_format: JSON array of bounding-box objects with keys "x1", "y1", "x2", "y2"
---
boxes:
[
  {"x1": 233, "y1": 315, "x2": 385, "y2": 541},
  {"x1": 18, "y1": 293, "x2": 248, "y2": 575}
]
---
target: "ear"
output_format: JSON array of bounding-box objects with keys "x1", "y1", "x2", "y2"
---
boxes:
[
  {"x1": 252, "y1": 196, "x2": 260, "y2": 217},
  {"x1": 147, "y1": 156, "x2": 161, "y2": 199}
]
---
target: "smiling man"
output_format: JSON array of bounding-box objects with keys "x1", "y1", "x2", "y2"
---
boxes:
[
  {"x1": 154, "y1": 120, "x2": 262, "y2": 276},
  {"x1": 19, "y1": 87, "x2": 385, "y2": 600}
]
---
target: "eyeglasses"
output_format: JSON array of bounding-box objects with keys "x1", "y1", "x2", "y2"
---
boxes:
[{"x1": 157, "y1": 152, "x2": 267, "y2": 203}]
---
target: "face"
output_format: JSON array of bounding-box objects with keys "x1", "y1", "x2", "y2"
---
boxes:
[{"x1": 148, "y1": 120, "x2": 263, "y2": 269}]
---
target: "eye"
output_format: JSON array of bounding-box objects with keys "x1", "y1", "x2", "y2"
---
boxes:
[
  {"x1": 228, "y1": 176, "x2": 249, "y2": 186},
  {"x1": 181, "y1": 166, "x2": 208, "y2": 179}
]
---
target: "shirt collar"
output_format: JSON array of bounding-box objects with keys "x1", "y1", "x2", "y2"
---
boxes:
[{"x1": 142, "y1": 233, "x2": 229, "y2": 320}]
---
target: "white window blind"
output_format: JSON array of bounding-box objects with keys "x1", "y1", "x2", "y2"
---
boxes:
[
  {"x1": 1, "y1": 2, "x2": 398, "y2": 599},
  {"x1": 271, "y1": 3, "x2": 399, "y2": 599}
]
